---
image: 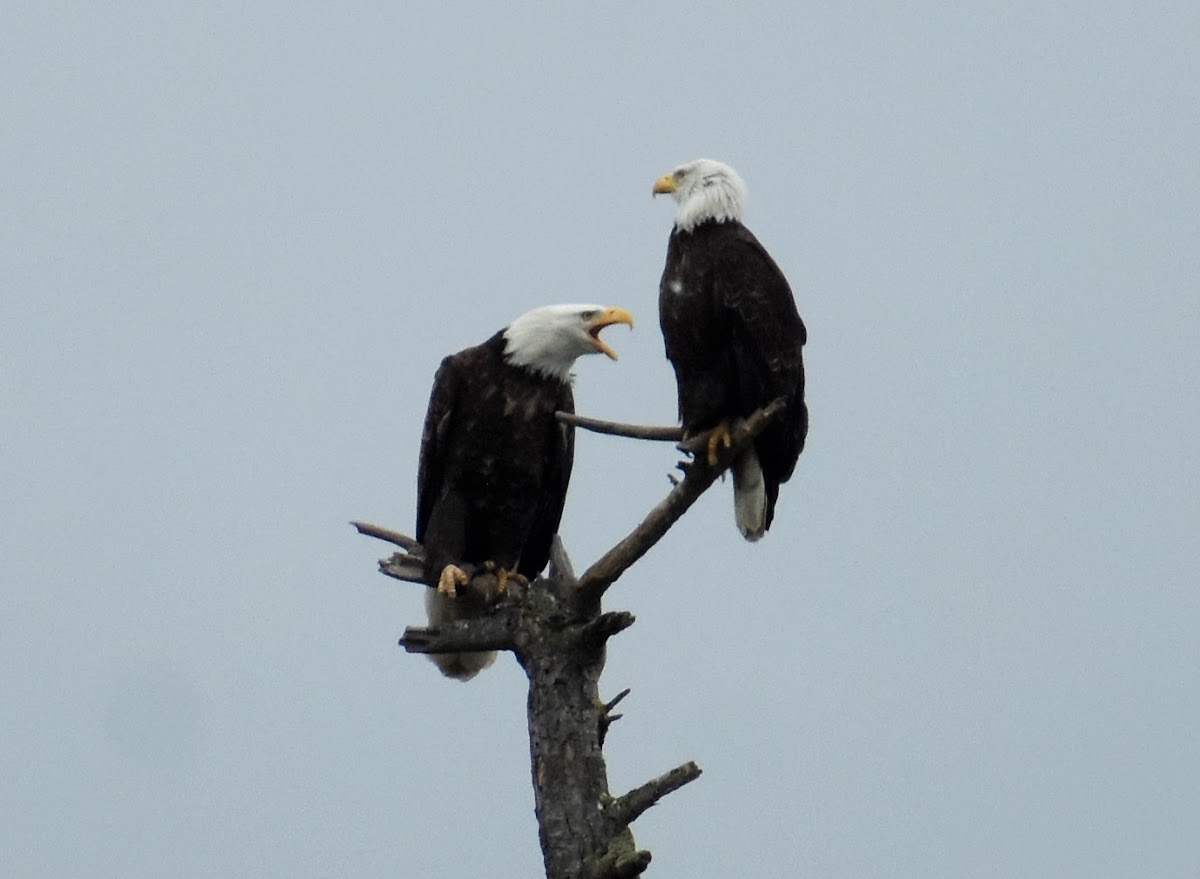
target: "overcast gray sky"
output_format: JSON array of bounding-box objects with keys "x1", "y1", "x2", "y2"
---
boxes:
[{"x1": 4, "y1": 2, "x2": 1199, "y2": 877}]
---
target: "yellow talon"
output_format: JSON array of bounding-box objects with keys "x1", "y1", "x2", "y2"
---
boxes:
[
  {"x1": 494, "y1": 567, "x2": 529, "y2": 595},
  {"x1": 705, "y1": 421, "x2": 733, "y2": 466},
  {"x1": 437, "y1": 564, "x2": 469, "y2": 597}
]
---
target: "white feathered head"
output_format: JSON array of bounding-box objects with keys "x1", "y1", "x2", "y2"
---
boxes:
[
  {"x1": 652, "y1": 158, "x2": 747, "y2": 232},
  {"x1": 502, "y1": 304, "x2": 634, "y2": 380}
]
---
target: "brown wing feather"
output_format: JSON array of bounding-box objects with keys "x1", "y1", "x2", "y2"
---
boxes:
[{"x1": 415, "y1": 354, "x2": 461, "y2": 545}]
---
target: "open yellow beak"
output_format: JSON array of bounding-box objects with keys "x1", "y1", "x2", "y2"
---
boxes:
[
  {"x1": 587, "y1": 307, "x2": 635, "y2": 360},
  {"x1": 652, "y1": 173, "x2": 678, "y2": 196}
]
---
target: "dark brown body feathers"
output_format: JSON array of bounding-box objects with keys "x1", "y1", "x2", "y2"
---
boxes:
[
  {"x1": 416, "y1": 331, "x2": 574, "y2": 582},
  {"x1": 659, "y1": 218, "x2": 807, "y2": 531}
]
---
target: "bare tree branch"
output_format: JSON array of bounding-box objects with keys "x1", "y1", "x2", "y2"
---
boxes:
[
  {"x1": 606, "y1": 761, "x2": 704, "y2": 830},
  {"x1": 556, "y1": 411, "x2": 684, "y2": 442},
  {"x1": 598, "y1": 688, "x2": 632, "y2": 747},
  {"x1": 604, "y1": 688, "x2": 632, "y2": 714},
  {"x1": 580, "y1": 611, "x2": 636, "y2": 648},
  {"x1": 351, "y1": 520, "x2": 422, "y2": 552},
  {"x1": 399, "y1": 611, "x2": 519, "y2": 655},
  {"x1": 574, "y1": 398, "x2": 787, "y2": 609},
  {"x1": 549, "y1": 534, "x2": 577, "y2": 584},
  {"x1": 355, "y1": 528, "x2": 513, "y2": 610},
  {"x1": 353, "y1": 522, "x2": 429, "y2": 584},
  {"x1": 378, "y1": 552, "x2": 426, "y2": 584}
]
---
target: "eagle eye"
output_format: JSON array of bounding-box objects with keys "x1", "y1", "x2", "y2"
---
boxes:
[{"x1": 580, "y1": 310, "x2": 598, "y2": 321}]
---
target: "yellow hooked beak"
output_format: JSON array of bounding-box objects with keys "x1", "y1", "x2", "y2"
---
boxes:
[
  {"x1": 587, "y1": 306, "x2": 635, "y2": 360},
  {"x1": 652, "y1": 173, "x2": 678, "y2": 196}
]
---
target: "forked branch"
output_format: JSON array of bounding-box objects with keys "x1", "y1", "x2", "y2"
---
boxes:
[{"x1": 574, "y1": 398, "x2": 786, "y2": 609}]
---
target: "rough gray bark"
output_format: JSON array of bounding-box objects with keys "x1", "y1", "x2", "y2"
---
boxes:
[{"x1": 353, "y1": 399, "x2": 783, "y2": 879}]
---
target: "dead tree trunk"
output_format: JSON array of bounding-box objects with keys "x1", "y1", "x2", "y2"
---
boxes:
[{"x1": 354, "y1": 401, "x2": 783, "y2": 879}]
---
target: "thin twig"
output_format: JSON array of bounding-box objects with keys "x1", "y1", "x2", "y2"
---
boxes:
[
  {"x1": 351, "y1": 520, "x2": 422, "y2": 552},
  {"x1": 604, "y1": 688, "x2": 632, "y2": 713},
  {"x1": 378, "y1": 553, "x2": 427, "y2": 584},
  {"x1": 556, "y1": 411, "x2": 684, "y2": 442},
  {"x1": 598, "y1": 687, "x2": 632, "y2": 746}
]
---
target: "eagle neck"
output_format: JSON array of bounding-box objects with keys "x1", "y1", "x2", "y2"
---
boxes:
[
  {"x1": 674, "y1": 217, "x2": 736, "y2": 240},
  {"x1": 497, "y1": 332, "x2": 573, "y2": 384},
  {"x1": 675, "y1": 178, "x2": 745, "y2": 232}
]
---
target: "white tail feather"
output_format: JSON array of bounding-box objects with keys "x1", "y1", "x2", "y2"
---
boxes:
[
  {"x1": 732, "y1": 449, "x2": 767, "y2": 541},
  {"x1": 424, "y1": 589, "x2": 497, "y2": 681}
]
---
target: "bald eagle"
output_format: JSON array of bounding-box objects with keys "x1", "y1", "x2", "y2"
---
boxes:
[
  {"x1": 653, "y1": 159, "x2": 807, "y2": 541},
  {"x1": 416, "y1": 303, "x2": 634, "y2": 679}
]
